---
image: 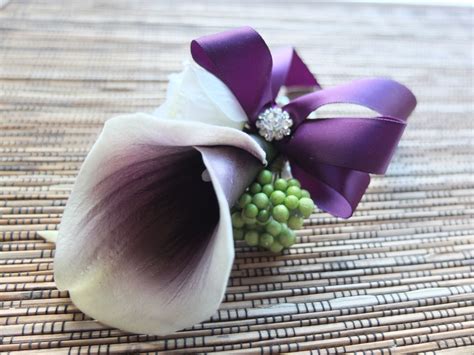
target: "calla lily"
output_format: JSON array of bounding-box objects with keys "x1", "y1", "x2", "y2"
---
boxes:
[
  {"x1": 54, "y1": 113, "x2": 267, "y2": 335},
  {"x1": 153, "y1": 60, "x2": 248, "y2": 129}
]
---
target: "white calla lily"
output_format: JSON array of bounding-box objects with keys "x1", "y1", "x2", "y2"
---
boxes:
[
  {"x1": 154, "y1": 60, "x2": 248, "y2": 129},
  {"x1": 54, "y1": 113, "x2": 266, "y2": 335}
]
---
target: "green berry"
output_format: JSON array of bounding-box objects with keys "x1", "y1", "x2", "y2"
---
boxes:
[
  {"x1": 270, "y1": 241, "x2": 284, "y2": 253},
  {"x1": 231, "y1": 165, "x2": 310, "y2": 252},
  {"x1": 301, "y1": 189, "x2": 310, "y2": 198},
  {"x1": 257, "y1": 169, "x2": 273, "y2": 185},
  {"x1": 288, "y1": 215, "x2": 304, "y2": 229},
  {"x1": 280, "y1": 223, "x2": 291, "y2": 236},
  {"x1": 272, "y1": 205, "x2": 290, "y2": 223},
  {"x1": 238, "y1": 193, "x2": 252, "y2": 208},
  {"x1": 232, "y1": 212, "x2": 245, "y2": 228},
  {"x1": 257, "y1": 209, "x2": 270, "y2": 223},
  {"x1": 243, "y1": 215, "x2": 257, "y2": 225},
  {"x1": 284, "y1": 195, "x2": 299, "y2": 210},
  {"x1": 279, "y1": 229, "x2": 296, "y2": 247},
  {"x1": 287, "y1": 178, "x2": 301, "y2": 188},
  {"x1": 252, "y1": 192, "x2": 269, "y2": 209},
  {"x1": 274, "y1": 178, "x2": 288, "y2": 191},
  {"x1": 259, "y1": 233, "x2": 274, "y2": 248},
  {"x1": 233, "y1": 228, "x2": 244, "y2": 240},
  {"x1": 244, "y1": 230, "x2": 259, "y2": 246},
  {"x1": 262, "y1": 184, "x2": 274, "y2": 197},
  {"x1": 270, "y1": 190, "x2": 285, "y2": 205},
  {"x1": 298, "y1": 197, "x2": 315, "y2": 218},
  {"x1": 265, "y1": 219, "x2": 282, "y2": 236},
  {"x1": 286, "y1": 186, "x2": 302, "y2": 199},
  {"x1": 244, "y1": 203, "x2": 259, "y2": 218},
  {"x1": 249, "y1": 182, "x2": 262, "y2": 194}
]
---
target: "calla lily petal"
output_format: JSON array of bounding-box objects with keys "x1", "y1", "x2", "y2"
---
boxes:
[{"x1": 54, "y1": 113, "x2": 265, "y2": 335}]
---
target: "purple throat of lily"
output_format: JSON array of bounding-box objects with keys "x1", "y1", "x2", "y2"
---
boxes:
[{"x1": 46, "y1": 26, "x2": 417, "y2": 335}]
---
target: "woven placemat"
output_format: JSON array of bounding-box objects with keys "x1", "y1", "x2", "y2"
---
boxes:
[{"x1": 1, "y1": 0, "x2": 473, "y2": 353}]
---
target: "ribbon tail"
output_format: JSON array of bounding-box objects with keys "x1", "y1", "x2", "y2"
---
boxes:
[
  {"x1": 271, "y1": 47, "x2": 321, "y2": 99},
  {"x1": 291, "y1": 162, "x2": 370, "y2": 219}
]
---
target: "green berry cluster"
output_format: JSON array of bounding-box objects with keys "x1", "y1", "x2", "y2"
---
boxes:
[{"x1": 231, "y1": 169, "x2": 315, "y2": 252}]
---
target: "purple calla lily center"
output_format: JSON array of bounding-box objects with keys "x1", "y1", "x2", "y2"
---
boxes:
[{"x1": 83, "y1": 145, "x2": 218, "y2": 293}]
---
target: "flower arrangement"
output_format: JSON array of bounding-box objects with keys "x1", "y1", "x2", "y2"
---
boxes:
[{"x1": 53, "y1": 27, "x2": 416, "y2": 335}]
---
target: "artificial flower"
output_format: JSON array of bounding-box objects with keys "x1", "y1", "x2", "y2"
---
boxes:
[
  {"x1": 53, "y1": 26, "x2": 416, "y2": 337},
  {"x1": 54, "y1": 113, "x2": 267, "y2": 335}
]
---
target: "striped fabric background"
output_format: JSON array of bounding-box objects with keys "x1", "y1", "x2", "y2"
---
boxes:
[{"x1": 1, "y1": 0, "x2": 473, "y2": 353}]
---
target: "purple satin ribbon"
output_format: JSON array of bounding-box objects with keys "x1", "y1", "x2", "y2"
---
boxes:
[{"x1": 191, "y1": 26, "x2": 417, "y2": 218}]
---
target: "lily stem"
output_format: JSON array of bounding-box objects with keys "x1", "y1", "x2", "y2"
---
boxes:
[
  {"x1": 248, "y1": 134, "x2": 290, "y2": 179},
  {"x1": 268, "y1": 155, "x2": 287, "y2": 178}
]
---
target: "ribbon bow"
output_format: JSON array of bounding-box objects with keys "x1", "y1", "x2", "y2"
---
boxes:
[{"x1": 192, "y1": 26, "x2": 417, "y2": 218}]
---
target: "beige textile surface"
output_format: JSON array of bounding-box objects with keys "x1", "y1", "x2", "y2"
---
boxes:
[{"x1": 1, "y1": 0, "x2": 473, "y2": 353}]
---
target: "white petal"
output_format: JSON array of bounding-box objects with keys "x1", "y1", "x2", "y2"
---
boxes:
[
  {"x1": 54, "y1": 113, "x2": 265, "y2": 335},
  {"x1": 192, "y1": 61, "x2": 248, "y2": 124},
  {"x1": 153, "y1": 61, "x2": 247, "y2": 130}
]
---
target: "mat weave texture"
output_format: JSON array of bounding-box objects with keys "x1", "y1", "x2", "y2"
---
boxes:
[{"x1": 1, "y1": 0, "x2": 473, "y2": 353}]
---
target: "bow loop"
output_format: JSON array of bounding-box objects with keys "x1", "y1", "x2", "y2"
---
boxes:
[
  {"x1": 191, "y1": 26, "x2": 273, "y2": 120},
  {"x1": 284, "y1": 78, "x2": 417, "y2": 128},
  {"x1": 278, "y1": 117, "x2": 407, "y2": 175},
  {"x1": 276, "y1": 78, "x2": 416, "y2": 217}
]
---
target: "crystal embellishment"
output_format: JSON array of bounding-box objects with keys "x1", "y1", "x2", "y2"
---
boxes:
[{"x1": 255, "y1": 107, "x2": 293, "y2": 142}]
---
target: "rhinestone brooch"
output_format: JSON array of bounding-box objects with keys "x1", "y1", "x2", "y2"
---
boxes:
[{"x1": 255, "y1": 107, "x2": 293, "y2": 142}]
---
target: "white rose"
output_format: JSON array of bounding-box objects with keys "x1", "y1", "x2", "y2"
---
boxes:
[{"x1": 154, "y1": 60, "x2": 247, "y2": 130}]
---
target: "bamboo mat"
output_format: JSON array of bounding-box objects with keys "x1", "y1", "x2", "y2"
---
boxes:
[{"x1": 1, "y1": 0, "x2": 473, "y2": 354}]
